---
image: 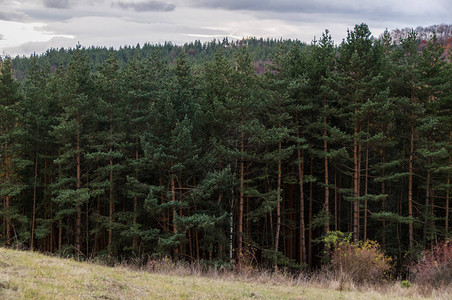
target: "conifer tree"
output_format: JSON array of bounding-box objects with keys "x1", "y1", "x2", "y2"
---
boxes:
[
  {"x1": 51, "y1": 46, "x2": 95, "y2": 258},
  {"x1": 0, "y1": 58, "x2": 29, "y2": 246},
  {"x1": 22, "y1": 56, "x2": 53, "y2": 250},
  {"x1": 88, "y1": 51, "x2": 125, "y2": 255}
]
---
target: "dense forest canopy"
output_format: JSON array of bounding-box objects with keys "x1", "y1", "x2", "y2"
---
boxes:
[{"x1": 0, "y1": 23, "x2": 451, "y2": 273}]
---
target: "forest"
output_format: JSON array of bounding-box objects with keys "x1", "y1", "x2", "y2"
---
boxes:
[{"x1": 0, "y1": 23, "x2": 451, "y2": 274}]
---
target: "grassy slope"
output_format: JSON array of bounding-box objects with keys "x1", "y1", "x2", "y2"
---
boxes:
[{"x1": 0, "y1": 247, "x2": 422, "y2": 300}]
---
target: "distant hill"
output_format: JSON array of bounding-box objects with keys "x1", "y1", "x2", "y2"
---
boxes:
[
  {"x1": 9, "y1": 38, "x2": 304, "y2": 80},
  {"x1": 391, "y1": 23, "x2": 452, "y2": 55},
  {"x1": 7, "y1": 24, "x2": 451, "y2": 80}
]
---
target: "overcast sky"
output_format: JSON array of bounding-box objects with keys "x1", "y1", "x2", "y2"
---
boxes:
[{"x1": 1, "y1": 0, "x2": 450, "y2": 57}]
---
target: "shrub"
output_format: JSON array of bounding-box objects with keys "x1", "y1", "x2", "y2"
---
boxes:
[
  {"x1": 324, "y1": 231, "x2": 392, "y2": 284},
  {"x1": 411, "y1": 240, "x2": 452, "y2": 287},
  {"x1": 401, "y1": 280, "x2": 412, "y2": 288}
]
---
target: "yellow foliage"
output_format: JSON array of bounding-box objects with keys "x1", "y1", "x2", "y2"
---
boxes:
[{"x1": 330, "y1": 238, "x2": 393, "y2": 283}]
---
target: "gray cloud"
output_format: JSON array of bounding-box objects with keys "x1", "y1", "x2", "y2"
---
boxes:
[
  {"x1": 0, "y1": 34, "x2": 4, "y2": 40},
  {"x1": 191, "y1": 0, "x2": 359, "y2": 13},
  {"x1": 0, "y1": 10, "x2": 27, "y2": 21},
  {"x1": 43, "y1": 0, "x2": 71, "y2": 9},
  {"x1": 3, "y1": 36, "x2": 75, "y2": 57},
  {"x1": 190, "y1": 0, "x2": 450, "y2": 22},
  {"x1": 114, "y1": 1, "x2": 175, "y2": 12}
]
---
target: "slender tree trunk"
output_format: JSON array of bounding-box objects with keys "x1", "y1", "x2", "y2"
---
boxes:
[
  {"x1": 30, "y1": 154, "x2": 38, "y2": 250},
  {"x1": 381, "y1": 146, "x2": 386, "y2": 246},
  {"x1": 86, "y1": 197, "x2": 89, "y2": 257},
  {"x1": 50, "y1": 195, "x2": 54, "y2": 253},
  {"x1": 296, "y1": 114, "x2": 306, "y2": 264},
  {"x1": 133, "y1": 81, "x2": 140, "y2": 249},
  {"x1": 237, "y1": 117, "x2": 245, "y2": 269},
  {"x1": 49, "y1": 161, "x2": 54, "y2": 253},
  {"x1": 323, "y1": 96, "x2": 329, "y2": 234},
  {"x1": 357, "y1": 138, "x2": 362, "y2": 240},
  {"x1": 338, "y1": 176, "x2": 342, "y2": 232},
  {"x1": 353, "y1": 102, "x2": 360, "y2": 242},
  {"x1": 229, "y1": 188, "x2": 234, "y2": 263},
  {"x1": 364, "y1": 141, "x2": 369, "y2": 241},
  {"x1": 133, "y1": 140, "x2": 139, "y2": 249},
  {"x1": 408, "y1": 101, "x2": 415, "y2": 249},
  {"x1": 446, "y1": 131, "x2": 451, "y2": 233},
  {"x1": 5, "y1": 127, "x2": 11, "y2": 246},
  {"x1": 431, "y1": 190, "x2": 435, "y2": 243},
  {"x1": 178, "y1": 175, "x2": 185, "y2": 257},
  {"x1": 2, "y1": 196, "x2": 5, "y2": 245},
  {"x1": 108, "y1": 105, "x2": 114, "y2": 250},
  {"x1": 334, "y1": 170, "x2": 338, "y2": 231},
  {"x1": 94, "y1": 195, "x2": 100, "y2": 254},
  {"x1": 308, "y1": 154, "x2": 313, "y2": 266},
  {"x1": 5, "y1": 195, "x2": 11, "y2": 245},
  {"x1": 171, "y1": 175, "x2": 178, "y2": 256},
  {"x1": 76, "y1": 112, "x2": 82, "y2": 259},
  {"x1": 58, "y1": 147, "x2": 63, "y2": 252},
  {"x1": 188, "y1": 229, "x2": 193, "y2": 262},
  {"x1": 195, "y1": 226, "x2": 200, "y2": 260},
  {"x1": 424, "y1": 158, "x2": 431, "y2": 241},
  {"x1": 194, "y1": 203, "x2": 200, "y2": 260},
  {"x1": 275, "y1": 124, "x2": 282, "y2": 254}
]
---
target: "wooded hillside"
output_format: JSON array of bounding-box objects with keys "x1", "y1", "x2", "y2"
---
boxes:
[{"x1": 0, "y1": 24, "x2": 451, "y2": 272}]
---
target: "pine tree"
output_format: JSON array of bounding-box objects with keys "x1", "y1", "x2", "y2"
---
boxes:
[
  {"x1": 22, "y1": 56, "x2": 53, "y2": 251},
  {"x1": 263, "y1": 45, "x2": 297, "y2": 267},
  {"x1": 0, "y1": 58, "x2": 29, "y2": 247},
  {"x1": 51, "y1": 46, "x2": 95, "y2": 258},
  {"x1": 390, "y1": 31, "x2": 423, "y2": 249},
  {"x1": 120, "y1": 51, "x2": 168, "y2": 255},
  {"x1": 337, "y1": 24, "x2": 377, "y2": 242},
  {"x1": 88, "y1": 51, "x2": 125, "y2": 255},
  {"x1": 416, "y1": 33, "x2": 448, "y2": 243}
]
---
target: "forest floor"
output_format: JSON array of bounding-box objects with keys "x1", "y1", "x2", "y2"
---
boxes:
[{"x1": 0, "y1": 247, "x2": 443, "y2": 299}]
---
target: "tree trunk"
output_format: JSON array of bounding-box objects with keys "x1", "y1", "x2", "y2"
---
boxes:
[
  {"x1": 86, "y1": 198, "x2": 89, "y2": 257},
  {"x1": 229, "y1": 188, "x2": 234, "y2": 263},
  {"x1": 49, "y1": 162, "x2": 54, "y2": 253},
  {"x1": 30, "y1": 154, "x2": 38, "y2": 250},
  {"x1": 408, "y1": 104, "x2": 414, "y2": 249},
  {"x1": 353, "y1": 102, "x2": 360, "y2": 242},
  {"x1": 364, "y1": 142, "x2": 369, "y2": 241},
  {"x1": 76, "y1": 112, "x2": 82, "y2": 259},
  {"x1": 381, "y1": 146, "x2": 386, "y2": 246},
  {"x1": 171, "y1": 175, "x2": 178, "y2": 256},
  {"x1": 108, "y1": 104, "x2": 114, "y2": 250},
  {"x1": 237, "y1": 117, "x2": 245, "y2": 269},
  {"x1": 308, "y1": 154, "x2": 313, "y2": 266},
  {"x1": 296, "y1": 113, "x2": 306, "y2": 264},
  {"x1": 58, "y1": 147, "x2": 63, "y2": 252},
  {"x1": 424, "y1": 158, "x2": 431, "y2": 241},
  {"x1": 446, "y1": 131, "x2": 451, "y2": 233},
  {"x1": 274, "y1": 125, "x2": 282, "y2": 254},
  {"x1": 334, "y1": 170, "x2": 338, "y2": 231},
  {"x1": 133, "y1": 140, "x2": 139, "y2": 249},
  {"x1": 323, "y1": 96, "x2": 329, "y2": 234},
  {"x1": 5, "y1": 135, "x2": 11, "y2": 246}
]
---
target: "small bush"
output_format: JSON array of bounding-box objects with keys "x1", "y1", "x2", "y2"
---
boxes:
[
  {"x1": 325, "y1": 231, "x2": 392, "y2": 284},
  {"x1": 411, "y1": 241, "x2": 452, "y2": 288},
  {"x1": 401, "y1": 280, "x2": 412, "y2": 288}
]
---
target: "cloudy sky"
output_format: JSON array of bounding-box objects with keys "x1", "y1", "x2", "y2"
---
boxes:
[{"x1": 1, "y1": 0, "x2": 450, "y2": 57}]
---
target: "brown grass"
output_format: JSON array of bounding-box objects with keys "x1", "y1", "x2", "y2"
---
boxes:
[{"x1": 0, "y1": 247, "x2": 447, "y2": 299}]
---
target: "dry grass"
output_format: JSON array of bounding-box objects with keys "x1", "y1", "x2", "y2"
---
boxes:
[{"x1": 0, "y1": 247, "x2": 445, "y2": 299}]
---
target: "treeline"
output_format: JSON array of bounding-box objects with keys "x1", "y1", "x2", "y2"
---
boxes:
[
  {"x1": 9, "y1": 37, "x2": 303, "y2": 81},
  {"x1": 392, "y1": 23, "x2": 452, "y2": 44},
  {"x1": 0, "y1": 24, "x2": 451, "y2": 271}
]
